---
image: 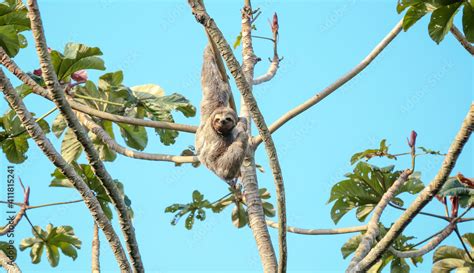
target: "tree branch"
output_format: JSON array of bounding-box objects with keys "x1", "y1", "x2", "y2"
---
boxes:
[
  {"x1": 450, "y1": 25, "x2": 474, "y2": 55},
  {"x1": 0, "y1": 47, "x2": 197, "y2": 134},
  {"x1": 253, "y1": 19, "x2": 403, "y2": 146},
  {"x1": 346, "y1": 169, "x2": 412, "y2": 273},
  {"x1": 354, "y1": 103, "x2": 474, "y2": 272},
  {"x1": 253, "y1": 16, "x2": 281, "y2": 86},
  {"x1": 0, "y1": 251, "x2": 21, "y2": 273},
  {"x1": 92, "y1": 223, "x2": 101, "y2": 273},
  {"x1": 77, "y1": 112, "x2": 198, "y2": 163},
  {"x1": 0, "y1": 68, "x2": 131, "y2": 272},
  {"x1": 266, "y1": 220, "x2": 367, "y2": 235},
  {"x1": 27, "y1": 1, "x2": 142, "y2": 271},
  {"x1": 0, "y1": 184, "x2": 29, "y2": 236},
  {"x1": 389, "y1": 222, "x2": 455, "y2": 258}
]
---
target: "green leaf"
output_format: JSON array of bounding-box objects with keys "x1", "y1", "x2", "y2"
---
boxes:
[
  {"x1": 52, "y1": 114, "x2": 67, "y2": 138},
  {"x1": 350, "y1": 139, "x2": 395, "y2": 165},
  {"x1": 262, "y1": 202, "x2": 276, "y2": 217},
  {"x1": 0, "y1": 0, "x2": 30, "y2": 57},
  {"x1": 463, "y1": 3, "x2": 474, "y2": 42},
  {"x1": 51, "y1": 43, "x2": 105, "y2": 81},
  {"x1": 341, "y1": 234, "x2": 362, "y2": 259},
  {"x1": 20, "y1": 224, "x2": 81, "y2": 267},
  {"x1": 428, "y1": 2, "x2": 463, "y2": 44},
  {"x1": 1, "y1": 135, "x2": 28, "y2": 163},
  {"x1": 328, "y1": 162, "x2": 420, "y2": 224},
  {"x1": 390, "y1": 257, "x2": 410, "y2": 273},
  {"x1": 233, "y1": 32, "x2": 242, "y2": 49},
  {"x1": 117, "y1": 123, "x2": 148, "y2": 151},
  {"x1": 0, "y1": 241, "x2": 16, "y2": 261},
  {"x1": 61, "y1": 128, "x2": 83, "y2": 163},
  {"x1": 231, "y1": 203, "x2": 248, "y2": 228},
  {"x1": 438, "y1": 177, "x2": 474, "y2": 207},
  {"x1": 396, "y1": 0, "x2": 423, "y2": 13},
  {"x1": 403, "y1": 3, "x2": 430, "y2": 30}
]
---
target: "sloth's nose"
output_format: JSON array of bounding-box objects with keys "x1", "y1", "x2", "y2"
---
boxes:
[{"x1": 220, "y1": 120, "x2": 226, "y2": 125}]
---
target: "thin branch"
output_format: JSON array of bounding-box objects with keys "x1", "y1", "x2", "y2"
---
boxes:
[
  {"x1": 450, "y1": 25, "x2": 474, "y2": 55},
  {"x1": 454, "y1": 226, "x2": 474, "y2": 262},
  {"x1": 0, "y1": 251, "x2": 21, "y2": 273},
  {"x1": 77, "y1": 112, "x2": 198, "y2": 163},
  {"x1": 389, "y1": 222, "x2": 455, "y2": 258},
  {"x1": 0, "y1": 48, "x2": 197, "y2": 134},
  {"x1": 253, "y1": 17, "x2": 281, "y2": 86},
  {"x1": 388, "y1": 203, "x2": 451, "y2": 221},
  {"x1": 92, "y1": 223, "x2": 101, "y2": 273},
  {"x1": 0, "y1": 183, "x2": 29, "y2": 235},
  {"x1": 266, "y1": 220, "x2": 367, "y2": 235},
  {"x1": 0, "y1": 199, "x2": 84, "y2": 210},
  {"x1": 0, "y1": 68, "x2": 131, "y2": 272},
  {"x1": 27, "y1": 1, "x2": 142, "y2": 271},
  {"x1": 346, "y1": 169, "x2": 412, "y2": 273},
  {"x1": 355, "y1": 103, "x2": 474, "y2": 272},
  {"x1": 253, "y1": 19, "x2": 403, "y2": 146}
]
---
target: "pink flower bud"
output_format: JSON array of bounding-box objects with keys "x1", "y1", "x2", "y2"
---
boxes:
[
  {"x1": 407, "y1": 130, "x2": 417, "y2": 148},
  {"x1": 449, "y1": 196, "x2": 459, "y2": 217},
  {"x1": 271, "y1": 13, "x2": 279, "y2": 34},
  {"x1": 33, "y1": 68, "x2": 42, "y2": 76},
  {"x1": 71, "y1": 70, "x2": 88, "y2": 83}
]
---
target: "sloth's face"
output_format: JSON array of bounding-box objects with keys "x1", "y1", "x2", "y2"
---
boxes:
[{"x1": 212, "y1": 109, "x2": 237, "y2": 135}]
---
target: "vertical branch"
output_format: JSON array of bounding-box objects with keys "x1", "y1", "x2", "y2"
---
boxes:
[
  {"x1": 240, "y1": 2, "x2": 287, "y2": 272},
  {"x1": 26, "y1": 1, "x2": 143, "y2": 271},
  {"x1": 354, "y1": 104, "x2": 474, "y2": 272},
  {"x1": 0, "y1": 69, "x2": 131, "y2": 272},
  {"x1": 346, "y1": 170, "x2": 412, "y2": 272},
  {"x1": 92, "y1": 223, "x2": 101, "y2": 273}
]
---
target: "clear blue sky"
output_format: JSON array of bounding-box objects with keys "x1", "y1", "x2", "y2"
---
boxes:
[{"x1": 0, "y1": 0, "x2": 472, "y2": 272}]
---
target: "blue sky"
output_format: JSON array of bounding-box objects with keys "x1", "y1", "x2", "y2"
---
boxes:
[{"x1": 0, "y1": 0, "x2": 472, "y2": 272}]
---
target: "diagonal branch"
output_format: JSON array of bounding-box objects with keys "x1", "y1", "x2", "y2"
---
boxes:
[
  {"x1": 266, "y1": 220, "x2": 367, "y2": 235},
  {"x1": 354, "y1": 103, "x2": 474, "y2": 272},
  {"x1": 253, "y1": 14, "x2": 281, "y2": 86},
  {"x1": 346, "y1": 169, "x2": 412, "y2": 272},
  {"x1": 26, "y1": 1, "x2": 142, "y2": 271},
  {"x1": 77, "y1": 112, "x2": 198, "y2": 163},
  {"x1": 389, "y1": 222, "x2": 455, "y2": 258},
  {"x1": 253, "y1": 19, "x2": 403, "y2": 146},
  {"x1": 0, "y1": 250, "x2": 21, "y2": 273},
  {"x1": 0, "y1": 68, "x2": 131, "y2": 272},
  {"x1": 0, "y1": 47, "x2": 197, "y2": 134},
  {"x1": 450, "y1": 25, "x2": 474, "y2": 55}
]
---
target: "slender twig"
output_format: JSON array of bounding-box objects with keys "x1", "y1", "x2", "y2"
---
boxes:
[
  {"x1": 388, "y1": 203, "x2": 450, "y2": 221},
  {"x1": 253, "y1": 19, "x2": 404, "y2": 146},
  {"x1": 450, "y1": 25, "x2": 474, "y2": 55},
  {"x1": 253, "y1": 16, "x2": 281, "y2": 86},
  {"x1": 0, "y1": 68, "x2": 131, "y2": 271},
  {"x1": 454, "y1": 227, "x2": 474, "y2": 262},
  {"x1": 27, "y1": 1, "x2": 142, "y2": 270},
  {"x1": 0, "y1": 199, "x2": 83, "y2": 209},
  {"x1": 77, "y1": 112, "x2": 197, "y2": 163},
  {"x1": 346, "y1": 169, "x2": 412, "y2": 272},
  {"x1": 355, "y1": 104, "x2": 473, "y2": 272},
  {"x1": 0, "y1": 181, "x2": 29, "y2": 236},
  {"x1": 251, "y1": 35, "x2": 275, "y2": 42},
  {"x1": 266, "y1": 220, "x2": 367, "y2": 235},
  {"x1": 74, "y1": 94, "x2": 125, "y2": 107},
  {"x1": 412, "y1": 230, "x2": 444, "y2": 248},
  {"x1": 9, "y1": 106, "x2": 57, "y2": 138},
  {"x1": 0, "y1": 47, "x2": 197, "y2": 134}
]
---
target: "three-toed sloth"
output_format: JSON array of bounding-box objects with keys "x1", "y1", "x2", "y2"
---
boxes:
[{"x1": 195, "y1": 45, "x2": 249, "y2": 183}]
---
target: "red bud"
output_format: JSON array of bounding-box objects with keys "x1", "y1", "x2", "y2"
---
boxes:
[
  {"x1": 407, "y1": 130, "x2": 417, "y2": 148},
  {"x1": 449, "y1": 196, "x2": 459, "y2": 217},
  {"x1": 33, "y1": 68, "x2": 42, "y2": 76},
  {"x1": 271, "y1": 13, "x2": 279, "y2": 34},
  {"x1": 457, "y1": 173, "x2": 474, "y2": 189},
  {"x1": 71, "y1": 70, "x2": 88, "y2": 83}
]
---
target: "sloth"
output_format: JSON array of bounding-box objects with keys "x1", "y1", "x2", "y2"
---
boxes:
[{"x1": 195, "y1": 45, "x2": 249, "y2": 183}]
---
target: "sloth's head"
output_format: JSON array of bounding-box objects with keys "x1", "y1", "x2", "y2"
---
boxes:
[{"x1": 212, "y1": 107, "x2": 237, "y2": 135}]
